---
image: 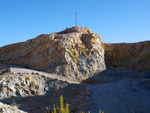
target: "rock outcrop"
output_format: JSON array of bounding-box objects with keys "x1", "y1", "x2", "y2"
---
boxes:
[
  {"x1": 0, "y1": 27, "x2": 150, "y2": 113},
  {"x1": 104, "y1": 41, "x2": 150, "y2": 71},
  {"x1": 0, "y1": 27, "x2": 106, "y2": 80},
  {"x1": 0, "y1": 102, "x2": 27, "y2": 113},
  {"x1": 0, "y1": 66, "x2": 90, "y2": 112},
  {"x1": 0, "y1": 26, "x2": 149, "y2": 80}
]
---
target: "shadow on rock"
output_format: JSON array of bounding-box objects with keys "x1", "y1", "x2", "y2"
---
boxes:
[{"x1": 0, "y1": 83, "x2": 90, "y2": 113}]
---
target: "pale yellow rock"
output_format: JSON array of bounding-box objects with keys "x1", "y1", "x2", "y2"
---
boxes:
[
  {"x1": 0, "y1": 27, "x2": 106, "y2": 80},
  {"x1": 104, "y1": 41, "x2": 150, "y2": 71}
]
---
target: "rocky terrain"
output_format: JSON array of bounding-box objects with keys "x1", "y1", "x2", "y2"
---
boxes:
[
  {"x1": 0, "y1": 27, "x2": 106, "y2": 81},
  {"x1": 0, "y1": 27, "x2": 150, "y2": 113},
  {"x1": 104, "y1": 41, "x2": 150, "y2": 71},
  {"x1": 0, "y1": 65, "x2": 91, "y2": 113},
  {"x1": 0, "y1": 102, "x2": 27, "y2": 113}
]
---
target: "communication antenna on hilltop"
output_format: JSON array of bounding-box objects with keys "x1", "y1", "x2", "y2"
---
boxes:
[{"x1": 75, "y1": 12, "x2": 77, "y2": 26}]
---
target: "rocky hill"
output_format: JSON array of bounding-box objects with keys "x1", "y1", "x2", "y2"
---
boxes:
[
  {"x1": 0, "y1": 27, "x2": 106, "y2": 81},
  {"x1": 0, "y1": 27, "x2": 150, "y2": 113}
]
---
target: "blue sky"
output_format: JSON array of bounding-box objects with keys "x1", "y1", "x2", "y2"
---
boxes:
[{"x1": 0, "y1": 0, "x2": 150, "y2": 47}]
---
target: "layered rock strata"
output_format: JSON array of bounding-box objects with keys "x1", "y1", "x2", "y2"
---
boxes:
[{"x1": 104, "y1": 41, "x2": 150, "y2": 71}]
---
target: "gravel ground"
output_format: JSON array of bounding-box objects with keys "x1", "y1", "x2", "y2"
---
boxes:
[{"x1": 0, "y1": 65, "x2": 150, "y2": 113}]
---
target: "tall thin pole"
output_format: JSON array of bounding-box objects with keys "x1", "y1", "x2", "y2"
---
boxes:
[{"x1": 75, "y1": 12, "x2": 77, "y2": 26}]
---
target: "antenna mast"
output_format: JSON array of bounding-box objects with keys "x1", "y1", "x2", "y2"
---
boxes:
[{"x1": 75, "y1": 12, "x2": 77, "y2": 26}]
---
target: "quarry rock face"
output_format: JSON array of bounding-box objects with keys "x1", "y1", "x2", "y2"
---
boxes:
[
  {"x1": 0, "y1": 69, "x2": 89, "y2": 112},
  {"x1": 104, "y1": 41, "x2": 150, "y2": 71},
  {"x1": 0, "y1": 27, "x2": 106, "y2": 80},
  {"x1": 0, "y1": 27, "x2": 150, "y2": 113}
]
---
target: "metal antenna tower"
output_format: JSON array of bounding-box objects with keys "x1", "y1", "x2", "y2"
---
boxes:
[{"x1": 75, "y1": 12, "x2": 77, "y2": 26}]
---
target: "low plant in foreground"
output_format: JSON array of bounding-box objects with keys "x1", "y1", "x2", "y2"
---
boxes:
[
  {"x1": 47, "y1": 95, "x2": 104, "y2": 113},
  {"x1": 46, "y1": 95, "x2": 69, "y2": 113}
]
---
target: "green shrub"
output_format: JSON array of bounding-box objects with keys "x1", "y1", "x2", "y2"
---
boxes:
[
  {"x1": 47, "y1": 95, "x2": 69, "y2": 113},
  {"x1": 47, "y1": 95, "x2": 104, "y2": 113}
]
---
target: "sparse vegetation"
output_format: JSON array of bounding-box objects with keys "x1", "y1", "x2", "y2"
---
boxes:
[
  {"x1": 47, "y1": 95, "x2": 69, "y2": 113},
  {"x1": 47, "y1": 95, "x2": 104, "y2": 113}
]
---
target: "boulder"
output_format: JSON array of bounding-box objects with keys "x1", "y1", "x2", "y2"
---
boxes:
[{"x1": 0, "y1": 102, "x2": 27, "y2": 113}]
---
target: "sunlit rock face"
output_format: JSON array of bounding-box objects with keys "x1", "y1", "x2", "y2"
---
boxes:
[
  {"x1": 104, "y1": 41, "x2": 150, "y2": 71},
  {"x1": 0, "y1": 27, "x2": 106, "y2": 80}
]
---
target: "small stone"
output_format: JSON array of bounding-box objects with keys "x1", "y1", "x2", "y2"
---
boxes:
[
  {"x1": 16, "y1": 90, "x2": 23, "y2": 96},
  {"x1": 35, "y1": 72, "x2": 39, "y2": 75},
  {"x1": 26, "y1": 80, "x2": 30, "y2": 86},
  {"x1": 24, "y1": 88, "x2": 30, "y2": 94},
  {"x1": 8, "y1": 85, "x2": 16, "y2": 92},
  {"x1": 44, "y1": 87, "x2": 49, "y2": 91},
  {"x1": 0, "y1": 102, "x2": 4, "y2": 106},
  {"x1": 21, "y1": 81, "x2": 26, "y2": 86},
  {"x1": 31, "y1": 72, "x2": 35, "y2": 75}
]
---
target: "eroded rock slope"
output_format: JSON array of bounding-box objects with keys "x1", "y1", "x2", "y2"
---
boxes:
[
  {"x1": 104, "y1": 41, "x2": 150, "y2": 71},
  {"x1": 0, "y1": 66, "x2": 90, "y2": 113},
  {"x1": 0, "y1": 27, "x2": 150, "y2": 113},
  {"x1": 0, "y1": 27, "x2": 106, "y2": 80}
]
